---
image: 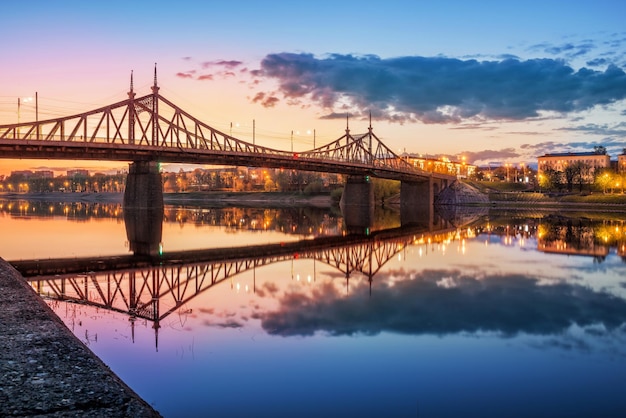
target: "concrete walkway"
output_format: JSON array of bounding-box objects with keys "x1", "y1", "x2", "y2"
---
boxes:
[{"x1": 0, "y1": 259, "x2": 161, "y2": 417}]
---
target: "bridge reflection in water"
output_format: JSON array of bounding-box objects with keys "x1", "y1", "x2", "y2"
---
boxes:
[
  {"x1": 19, "y1": 219, "x2": 461, "y2": 350},
  {"x1": 10, "y1": 199, "x2": 626, "y2": 351}
]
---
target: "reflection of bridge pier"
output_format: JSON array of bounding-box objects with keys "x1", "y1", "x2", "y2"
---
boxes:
[
  {"x1": 400, "y1": 177, "x2": 449, "y2": 229},
  {"x1": 123, "y1": 161, "x2": 164, "y2": 256},
  {"x1": 340, "y1": 174, "x2": 452, "y2": 232},
  {"x1": 340, "y1": 175, "x2": 374, "y2": 233}
]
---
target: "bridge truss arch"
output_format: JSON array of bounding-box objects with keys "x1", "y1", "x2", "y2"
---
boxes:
[{"x1": 0, "y1": 72, "x2": 454, "y2": 183}]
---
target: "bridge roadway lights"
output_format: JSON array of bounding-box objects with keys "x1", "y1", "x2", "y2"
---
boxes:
[
  {"x1": 340, "y1": 175, "x2": 375, "y2": 234},
  {"x1": 123, "y1": 161, "x2": 164, "y2": 256}
]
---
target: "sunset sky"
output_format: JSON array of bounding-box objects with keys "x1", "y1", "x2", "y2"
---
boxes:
[{"x1": 1, "y1": 0, "x2": 625, "y2": 175}]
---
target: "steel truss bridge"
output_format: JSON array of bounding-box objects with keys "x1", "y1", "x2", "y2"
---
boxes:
[
  {"x1": 0, "y1": 69, "x2": 454, "y2": 183},
  {"x1": 17, "y1": 224, "x2": 461, "y2": 348}
]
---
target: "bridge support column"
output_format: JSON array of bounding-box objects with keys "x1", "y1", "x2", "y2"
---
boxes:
[
  {"x1": 123, "y1": 161, "x2": 164, "y2": 256},
  {"x1": 340, "y1": 175, "x2": 374, "y2": 234},
  {"x1": 400, "y1": 179, "x2": 435, "y2": 228}
]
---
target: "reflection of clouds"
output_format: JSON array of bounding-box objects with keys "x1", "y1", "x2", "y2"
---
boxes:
[
  {"x1": 198, "y1": 305, "x2": 249, "y2": 329},
  {"x1": 528, "y1": 323, "x2": 626, "y2": 358},
  {"x1": 215, "y1": 320, "x2": 244, "y2": 329},
  {"x1": 255, "y1": 282, "x2": 279, "y2": 298},
  {"x1": 260, "y1": 269, "x2": 626, "y2": 339}
]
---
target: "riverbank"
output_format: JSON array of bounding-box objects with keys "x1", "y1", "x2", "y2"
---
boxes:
[
  {"x1": 0, "y1": 258, "x2": 161, "y2": 417},
  {"x1": 436, "y1": 181, "x2": 626, "y2": 212}
]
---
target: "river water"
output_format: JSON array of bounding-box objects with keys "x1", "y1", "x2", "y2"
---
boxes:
[{"x1": 2, "y1": 198, "x2": 626, "y2": 418}]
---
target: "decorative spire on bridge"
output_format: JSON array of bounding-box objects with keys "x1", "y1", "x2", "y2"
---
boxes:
[
  {"x1": 345, "y1": 113, "x2": 350, "y2": 147},
  {"x1": 128, "y1": 70, "x2": 135, "y2": 100},
  {"x1": 151, "y1": 63, "x2": 159, "y2": 145},
  {"x1": 368, "y1": 111, "x2": 373, "y2": 156},
  {"x1": 128, "y1": 70, "x2": 135, "y2": 144},
  {"x1": 151, "y1": 63, "x2": 159, "y2": 95}
]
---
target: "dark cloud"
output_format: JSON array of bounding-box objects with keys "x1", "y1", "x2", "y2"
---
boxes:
[
  {"x1": 251, "y1": 92, "x2": 279, "y2": 108},
  {"x1": 558, "y1": 123, "x2": 626, "y2": 138},
  {"x1": 259, "y1": 269, "x2": 626, "y2": 338},
  {"x1": 176, "y1": 72, "x2": 194, "y2": 79},
  {"x1": 563, "y1": 137, "x2": 626, "y2": 156},
  {"x1": 201, "y1": 60, "x2": 243, "y2": 69},
  {"x1": 460, "y1": 148, "x2": 520, "y2": 164},
  {"x1": 197, "y1": 74, "x2": 213, "y2": 81},
  {"x1": 542, "y1": 42, "x2": 596, "y2": 58},
  {"x1": 587, "y1": 58, "x2": 609, "y2": 67},
  {"x1": 253, "y1": 53, "x2": 626, "y2": 124},
  {"x1": 520, "y1": 141, "x2": 563, "y2": 156}
]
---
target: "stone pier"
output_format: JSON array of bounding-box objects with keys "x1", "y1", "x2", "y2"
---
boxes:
[{"x1": 123, "y1": 161, "x2": 164, "y2": 210}]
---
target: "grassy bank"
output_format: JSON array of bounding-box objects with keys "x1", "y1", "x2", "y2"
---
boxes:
[{"x1": 463, "y1": 180, "x2": 626, "y2": 208}]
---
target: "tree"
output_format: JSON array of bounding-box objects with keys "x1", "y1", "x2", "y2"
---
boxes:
[
  {"x1": 571, "y1": 161, "x2": 591, "y2": 193},
  {"x1": 274, "y1": 170, "x2": 290, "y2": 192},
  {"x1": 372, "y1": 178, "x2": 400, "y2": 204},
  {"x1": 594, "y1": 145, "x2": 607, "y2": 155},
  {"x1": 564, "y1": 164, "x2": 576, "y2": 192},
  {"x1": 539, "y1": 167, "x2": 562, "y2": 192},
  {"x1": 595, "y1": 169, "x2": 613, "y2": 194}
]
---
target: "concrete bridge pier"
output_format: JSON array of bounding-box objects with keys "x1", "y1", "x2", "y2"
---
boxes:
[
  {"x1": 340, "y1": 175, "x2": 375, "y2": 234},
  {"x1": 400, "y1": 177, "x2": 449, "y2": 228},
  {"x1": 123, "y1": 161, "x2": 164, "y2": 256}
]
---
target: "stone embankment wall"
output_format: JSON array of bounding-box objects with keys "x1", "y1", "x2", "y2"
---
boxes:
[
  {"x1": 436, "y1": 180, "x2": 490, "y2": 205},
  {"x1": 0, "y1": 259, "x2": 161, "y2": 417}
]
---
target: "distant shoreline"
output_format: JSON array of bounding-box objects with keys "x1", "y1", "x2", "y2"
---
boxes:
[
  {"x1": 0, "y1": 191, "x2": 334, "y2": 207},
  {"x1": 0, "y1": 191, "x2": 123, "y2": 203}
]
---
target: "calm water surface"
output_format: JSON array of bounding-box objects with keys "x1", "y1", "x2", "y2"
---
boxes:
[{"x1": 3, "y1": 199, "x2": 626, "y2": 418}]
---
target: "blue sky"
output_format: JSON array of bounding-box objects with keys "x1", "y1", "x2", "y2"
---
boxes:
[{"x1": 1, "y1": 0, "x2": 625, "y2": 174}]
